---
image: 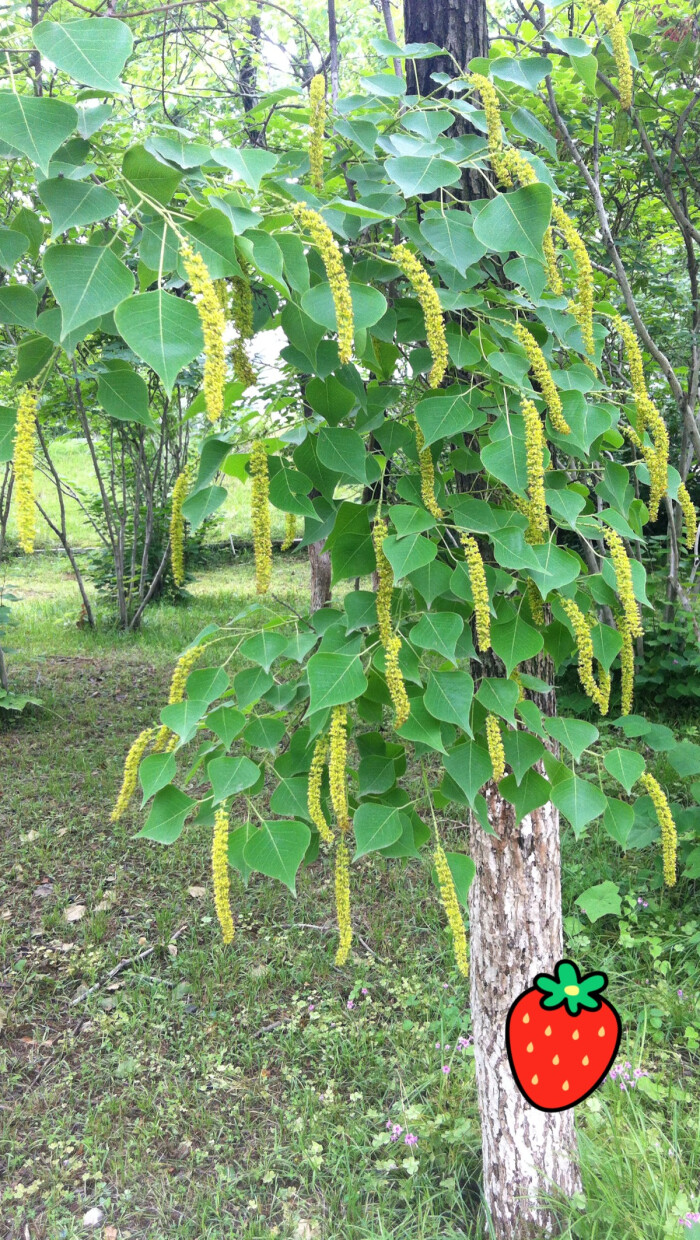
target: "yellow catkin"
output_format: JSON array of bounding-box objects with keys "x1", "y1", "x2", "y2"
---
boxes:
[
  {"x1": 294, "y1": 205, "x2": 353, "y2": 364},
  {"x1": 552, "y1": 203, "x2": 595, "y2": 356},
  {"x1": 413, "y1": 416, "x2": 443, "y2": 519},
  {"x1": 638, "y1": 772, "x2": 677, "y2": 887},
  {"x1": 13, "y1": 387, "x2": 37, "y2": 554},
  {"x1": 542, "y1": 227, "x2": 564, "y2": 296},
  {"x1": 281, "y1": 511, "x2": 297, "y2": 551},
  {"x1": 250, "y1": 439, "x2": 272, "y2": 594},
  {"x1": 181, "y1": 242, "x2": 226, "y2": 424},
  {"x1": 677, "y1": 481, "x2": 698, "y2": 552},
  {"x1": 329, "y1": 704, "x2": 351, "y2": 833},
  {"x1": 485, "y1": 714, "x2": 506, "y2": 782},
  {"x1": 212, "y1": 807, "x2": 235, "y2": 943},
  {"x1": 308, "y1": 735, "x2": 334, "y2": 846},
  {"x1": 231, "y1": 272, "x2": 256, "y2": 387},
  {"x1": 614, "y1": 316, "x2": 669, "y2": 519},
  {"x1": 496, "y1": 146, "x2": 538, "y2": 188},
  {"x1": 308, "y1": 73, "x2": 326, "y2": 191},
  {"x1": 434, "y1": 843, "x2": 469, "y2": 977},
  {"x1": 559, "y1": 596, "x2": 610, "y2": 715},
  {"x1": 469, "y1": 73, "x2": 503, "y2": 167},
  {"x1": 461, "y1": 534, "x2": 491, "y2": 651},
  {"x1": 391, "y1": 244, "x2": 448, "y2": 388},
  {"x1": 373, "y1": 517, "x2": 411, "y2": 727},
  {"x1": 169, "y1": 468, "x2": 190, "y2": 587},
  {"x1": 521, "y1": 398, "x2": 549, "y2": 543},
  {"x1": 514, "y1": 323, "x2": 570, "y2": 434},
  {"x1": 526, "y1": 578, "x2": 545, "y2": 626},
  {"x1": 153, "y1": 643, "x2": 205, "y2": 752},
  {"x1": 511, "y1": 670, "x2": 526, "y2": 702},
  {"x1": 617, "y1": 612, "x2": 635, "y2": 716},
  {"x1": 333, "y1": 835, "x2": 352, "y2": 965},
  {"x1": 111, "y1": 726, "x2": 156, "y2": 822},
  {"x1": 591, "y1": 0, "x2": 633, "y2": 110},
  {"x1": 603, "y1": 527, "x2": 643, "y2": 639}
]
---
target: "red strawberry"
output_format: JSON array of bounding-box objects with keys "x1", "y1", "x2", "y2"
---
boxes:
[{"x1": 506, "y1": 959, "x2": 621, "y2": 1112}]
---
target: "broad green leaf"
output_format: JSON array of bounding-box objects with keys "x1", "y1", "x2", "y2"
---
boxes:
[
  {"x1": 325, "y1": 501, "x2": 375, "y2": 583},
  {"x1": 0, "y1": 407, "x2": 17, "y2": 463},
  {"x1": 345, "y1": 590, "x2": 379, "y2": 632},
  {"x1": 510, "y1": 106, "x2": 557, "y2": 159},
  {"x1": 0, "y1": 93, "x2": 77, "y2": 177},
  {"x1": 237, "y1": 229, "x2": 285, "y2": 292},
  {"x1": 415, "y1": 388, "x2": 483, "y2": 448},
  {"x1": 371, "y1": 36, "x2": 443, "y2": 58},
  {"x1": 358, "y1": 755, "x2": 397, "y2": 796},
  {"x1": 424, "y1": 669, "x2": 474, "y2": 735},
  {"x1": 139, "y1": 753, "x2": 176, "y2": 805},
  {"x1": 209, "y1": 754, "x2": 261, "y2": 804},
  {"x1": 97, "y1": 365, "x2": 154, "y2": 428},
  {"x1": 362, "y1": 73, "x2": 407, "y2": 97},
  {"x1": 490, "y1": 55, "x2": 552, "y2": 91},
  {"x1": 476, "y1": 677, "x2": 520, "y2": 725},
  {"x1": 0, "y1": 285, "x2": 37, "y2": 328},
  {"x1": 228, "y1": 822, "x2": 256, "y2": 884},
  {"x1": 317, "y1": 427, "x2": 368, "y2": 483},
  {"x1": 408, "y1": 559, "x2": 453, "y2": 607},
  {"x1": 575, "y1": 880, "x2": 622, "y2": 923},
  {"x1": 206, "y1": 704, "x2": 246, "y2": 748},
  {"x1": 216, "y1": 147, "x2": 278, "y2": 191},
  {"x1": 544, "y1": 718, "x2": 599, "y2": 763},
  {"x1": 15, "y1": 334, "x2": 54, "y2": 383},
  {"x1": 473, "y1": 184, "x2": 552, "y2": 260},
  {"x1": 334, "y1": 118, "x2": 379, "y2": 155},
  {"x1": 233, "y1": 665, "x2": 274, "y2": 708},
  {"x1": 551, "y1": 774, "x2": 607, "y2": 837},
  {"x1": 123, "y1": 144, "x2": 182, "y2": 205},
  {"x1": 137, "y1": 784, "x2": 194, "y2": 844},
  {"x1": 160, "y1": 698, "x2": 208, "y2": 741},
  {"x1": 526, "y1": 542, "x2": 581, "y2": 597},
  {"x1": 32, "y1": 19, "x2": 132, "y2": 91},
  {"x1": 390, "y1": 505, "x2": 436, "y2": 537},
  {"x1": 240, "y1": 631, "x2": 288, "y2": 672},
  {"x1": 305, "y1": 375, "x2": 356, "y2": 425},
  {"x1": 39, "y1": 177, "x2": 118, "y2": 239},
  {"x1": 385, "y1": 154, "x2": 462, "y2": 197},
  {"x1": 444, "y1": 852, "x2": 476, "y2": 907},
  {"x1": 383, "y1": 533, "x2": 437, "y2": 581},
  {"x1": 410, "y1": 611, "x2": 463, "y2": 662},
  {"x1": 481, "y1": 419, "x2": 528, "y2": 493},
  {"x1": 183, "y1": 208, "x2": 241, "y2": 279},
  {"x1": 43, "y1": 243, "x2": 134, "y2": 337},
  {"x1": 396, "y1": 699, "x2": 448, "y2": 754},
  {"x1": 269, "y1": 465, "x2": 317, "y2": 518},
  {"x1": 148, "y1": 132, "x2": 210, "y2": 168},
  {"x1": 307, "y1": 651, "x2": 367, "y2": 713},
  {"x1": 114, "y1": 290, "x2": 203, "y2": 393},
  {"x1": 181, "y1": 484, "x2": 227, "y2": 530},
  {"x1": 243, "y1": 820, "x2": 311, "y2": 893},
  {"x1": 243, "y1": 717, "x2": 286, "y2": 751},
  {"x1": 301, "y1": 282, "x2": 387, "y2": 330},
  {"x1": 502, "y1": 730, "x2": 545, "y2": 784},
  {"x1": 353, "y1": 803, "x2": 403, "y2": 859},
  {"x1": 186, "y1": 667, "x2": 229, "y2": 705},
  {"x1": 602, "y1": 797, "x2": 635, "y2": 848},
  {"x1": 444, "y1": 740, "x2": 492, "y2": 805},
  {"x1": 0, "y1": 228, "x2": 27, "y2": 270},
  {"x1": 491, "y1": 614, "x2": 543, "y2": 677},
  {"x1": 603, "y1": 747, "x2": 645, "y2": 794},
  {"x1": 500, "y1": 768, "x2": 551, "y2": 820},
  {"x1": 270, "y1": 776, "x2": 313, "y2": 822},
  {"x1": 420, "y1": 211, "x2": 487, "y2": 275},
  {"x1": 11, "y1": 206, "x2": 44, "y2": 257},
  {"x1": 571, "y1": 52, "x2": 598, "y2": 93},
  {"x1": 667, "y1": 741, "x2": 700, "y2": 778}
]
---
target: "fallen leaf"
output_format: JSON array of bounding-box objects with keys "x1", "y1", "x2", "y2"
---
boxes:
[
  {"x1": 188, "y1": 886, "x2": 206, "y2": 899},
  {"x1": 167, "y1": 943, "x2": 178, "y2": 957},
  {"x1": 34, "y1": 883, "x2": 53, "y2": 899},
  {"x1": 138, "y1": 936, "x2": 148, "y2": 946},
  {"x1": 1, "y1": 909, "x2": 11, "y2": 920},
  {"x1": 95, "y1": 897, "x2": 115, "y2": 912},
  {"x1": 64, "y1": 904, "x2": 86, "y2": 923},
  {"x1": 104, "y1": 1226, "x2": 118, "y2": 1239},
  {"x1": 21, "y1": 830, "x2": 38, "y2": 843}
]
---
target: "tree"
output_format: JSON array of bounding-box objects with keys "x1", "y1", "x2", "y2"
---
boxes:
[
  {"x1": 1, "y1": 9, "x2": 697, "y2": 1239},
  {"x1": 403, "y1": 0, "x2": 488, "y2": 95}
]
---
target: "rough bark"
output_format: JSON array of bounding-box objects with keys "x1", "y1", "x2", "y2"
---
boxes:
[
  {"x1": 469, "y1": 788, "x2": 582, "y2": 1238},
  {"x1": 403, "y1": 0, "x2": 488, "y2": 94},
  {"x1": 308, "y1": 539, "x2": 332, "y2": 612}
]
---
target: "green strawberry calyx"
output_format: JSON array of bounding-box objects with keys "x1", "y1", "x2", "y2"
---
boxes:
[{"x1": 533, "y1": 959, "x2": 608, "y2": 1015}]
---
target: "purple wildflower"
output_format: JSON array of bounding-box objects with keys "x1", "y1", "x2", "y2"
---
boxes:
[
  {"x1": 442, "y1": 1064, "x2": 451, "y2": 1075},
  {"x1": 404, "y1": 1133, "x2": 418, "y2": 1146}
]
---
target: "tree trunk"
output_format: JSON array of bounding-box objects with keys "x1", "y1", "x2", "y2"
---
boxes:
[
  {"x1": 308, "y1": 539, "x2": 331, "y2": 612},
  {"x1": 403, "y1": 0, "x2": 488, "y2": 95},
  {"x1": 469, "y1": 787, "x2": 582, "y2": 1238}
]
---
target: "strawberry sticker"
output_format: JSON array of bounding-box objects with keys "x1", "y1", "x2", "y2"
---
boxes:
[{"x1": 505, "y1": 959, "x2": 622, "y2": 1112}]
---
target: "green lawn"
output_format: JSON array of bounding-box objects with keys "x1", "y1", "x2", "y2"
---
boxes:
[
  {"x1": 4, "y1": 437, "x2": 286, "y2": 551},
  {"x1": 1, "y1": 555, "x2": 699, "y2": 1239}
]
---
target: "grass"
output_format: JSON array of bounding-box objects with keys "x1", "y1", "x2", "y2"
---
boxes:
[
  {"x1": 4, "y1": 438, "x2": 285, "y2": 551},
  {"x1": 1, "y1": 554, "x2": 699, "y2": 1240}
]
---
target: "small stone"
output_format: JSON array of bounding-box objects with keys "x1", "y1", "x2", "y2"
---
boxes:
[{"x1": 82, "y1": 1207, "x2": 104, "y2": 1228}]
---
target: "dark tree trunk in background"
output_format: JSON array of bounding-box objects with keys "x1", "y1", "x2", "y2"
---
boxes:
[
  {"x1": 308, "y1": 539, "x2": 332, "y2": 612},
  {"x1": 239, "y1": 4, "x2": 263, "y2": 144},
  {"x1": 403, "y1": 0, "x2": 488, "y2": 95}
]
